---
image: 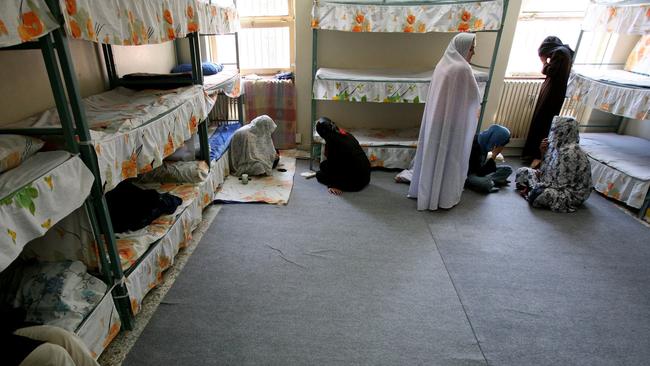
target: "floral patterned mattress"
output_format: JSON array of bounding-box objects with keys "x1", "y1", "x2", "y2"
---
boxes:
[
  {"x1": 314, "y1": 67, "x2": 488, "y2": 103},
  {"x1": 7, "y1": 86, "x2": 210, "y2": 191},
  {"x1": 311, "y1": 0, "x2": 504, "y2": 33},
  {"x1": 568, "y1": 69, "x2": 650, "y2": 120},
  {"x1": 580, "y1": 132, "x2": 650, "y2": 211},
  {"x1": 582, "y1": 1, "x2": 650, "y2": 35},
  {"x1": 0, "y1": 152, "x2": 94, "y2": 272},
  {"x1": 204, "y1": 68, "x2": 242, "y2": 97}
]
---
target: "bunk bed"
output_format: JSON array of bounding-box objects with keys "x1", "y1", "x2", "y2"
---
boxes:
[
  {"x1": 568, "y1": 0, "x2": 650, "y2": 223},
  {"x1": 1, "y1": 0, "x2": 240, "y2": 347},
  {"x1": 1, "y1": 0, "x2": 125, "y2": 358},
  {"x1": 309, "y1": 0, "x2": 509, "y2": 169}
]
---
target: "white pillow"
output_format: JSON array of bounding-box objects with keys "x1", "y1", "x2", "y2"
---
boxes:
[{"x1": 0, "y1": 135, "x2": 44, "y2": 173}]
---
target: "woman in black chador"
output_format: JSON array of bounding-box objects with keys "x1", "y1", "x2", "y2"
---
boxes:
[
  {"x1": 315, "y1": 117, "x2": 370, "y2": 195},
  {"x1": 522, "y1": 36, "x2": 574, "y2": 165}
]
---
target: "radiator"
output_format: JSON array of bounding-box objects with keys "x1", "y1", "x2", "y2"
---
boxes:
[
  {"x1": 209, "y1": 93, "x2": 240, "y2": 125},
  {"x1": 494, "y1": 79, "x2": 582, "y2": 140}
]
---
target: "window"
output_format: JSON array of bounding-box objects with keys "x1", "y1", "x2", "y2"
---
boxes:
[
  {"x1": 506, "y1": 0, "x2": 592, "y2": 77},
  {"x1": 208, "y1": 0, "x2": 294, "y2": 74}
]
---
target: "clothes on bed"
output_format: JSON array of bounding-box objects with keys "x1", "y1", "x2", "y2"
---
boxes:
[
  {"x1": 315, "y1": 117, "x2": 371, "y2": 192},
  {"x1": 522, "y1": 36, "x2": 574, "y2": 161},
  {"x1": 408, "y1": 33, "x2": 480, "y2": 210},
  {"x1": 229, "y1": 115, "x2": 279, "y2": 177},
  {"x1": 106, "y1": 181, "x2": 182, "y2": 233},
  {"x1": 466, "y1": 125, "x2": 513, "y2": 193},
  {"x1": 516, "y1": 116, "x2": 592, "y2": 212}
]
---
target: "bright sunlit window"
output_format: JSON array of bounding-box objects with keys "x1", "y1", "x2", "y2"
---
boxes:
[{"x1": 506, "y1": 0, "x2": 591, "y2": 77}]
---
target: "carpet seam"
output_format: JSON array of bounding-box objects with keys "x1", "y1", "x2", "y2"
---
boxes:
[{"x1": 425, "y1": 219, "x2": 490, "y2": 366}]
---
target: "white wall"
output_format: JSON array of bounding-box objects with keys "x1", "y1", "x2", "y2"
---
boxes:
[
  {"x1": 0, "y1": 40, "x2": 177, "y2": 127},
  {"x1": 295, "y1": 0, "x2": 523, "y2": 149},
  {"x1": 623, "y1": 119, "x2": 650, "y2": 140}
]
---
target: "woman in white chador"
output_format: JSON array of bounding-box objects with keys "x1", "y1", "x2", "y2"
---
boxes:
[{"x1": 407, "y1": 33, "x2": 480, "y2": 210}]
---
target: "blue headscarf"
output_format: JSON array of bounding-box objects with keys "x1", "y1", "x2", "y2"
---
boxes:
[{"x1": 478, "y1": 124, "x2": 511, "y2": 153}]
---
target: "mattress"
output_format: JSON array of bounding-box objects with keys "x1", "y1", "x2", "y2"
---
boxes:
[
  {"x1": 6, "y1": 86, "x2": 211, "y2": 191},
  {"x1": 314, "y1": 67, "x2": 488, "y2": 103},
  {"x1": 582, "y1": 0, "x2": 650, "y2": 34},
  {"x1": 204, "y1": 69, "x2": 242, "y2": 97},
  {"x1": 314, "y1": 128, "x2": 419, "y2": 169},
  {"x1": 580, "y1": 132, "x2": 650, "y2": 209},
  {"x1": 312, "y1": 0, "x2": 504, "y2": 33},
  {"x1": 75, "y1": 290, "x2": 121, "y2": 359},
  {"x1": 568, "y1": 69, "x2": 650, "y2": 120},
  {"x1": 0, "y1": 152, "x2": 94, "y2": 272},
  {"x1": 209, "y1": 122, "x2": 240, "y2": 161}
]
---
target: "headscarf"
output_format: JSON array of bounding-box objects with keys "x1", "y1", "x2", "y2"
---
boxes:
[
  {"x1": 249, "y1": 114, "x2": 277, "y2": 136},
  {"x1": 316, "y1": 117, "x2": 347, "y2": 142},
  {"x1": 538, "y1": 36, "x2": 575, "y2": 59},
  {"x1": 535, "y1": 116, "x2": 592, "y2": 211},
  {"x1": 477, "y1": 124, "x2": 511, "y2": 152},
  {"x1": 447, "y1": 33, "x2": 476, "y2": 62}
]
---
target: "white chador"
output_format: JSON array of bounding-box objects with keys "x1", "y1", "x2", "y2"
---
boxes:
[{"x1": 408, "y1": 33, "x2": 481, "y2": 210}]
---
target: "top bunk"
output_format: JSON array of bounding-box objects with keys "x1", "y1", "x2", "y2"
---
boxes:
[
  {"x1": 568, "y1": 34, "x2": 650, "y2": 120},
  {"x1": 3, "y1": 85, "x2": 211, "y2": 192},
  {"x1": 311, "y1": 0, "x2": 505, "y2": 33},
  {"x1": 0, "y1": 0, "x2": 60, "y2": 48},
  {"x1": 582, "y1": 0, "x2": 650, "y2": 35},
  {"x1": 313, "y1": 67, "x2": 489, "y2": 103},
  {"x1": 0, "y1": 0, "x2": 239, "y2": 49}
]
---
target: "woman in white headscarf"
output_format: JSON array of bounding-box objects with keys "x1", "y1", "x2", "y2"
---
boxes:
[
  {"x1": 229, "y1": 115, "x2": 279, "y2": 176},
  {"x1": 407, "y1": 33, "x2": 480, "y2": 210}
]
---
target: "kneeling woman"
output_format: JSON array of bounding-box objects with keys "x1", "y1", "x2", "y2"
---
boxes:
[
  {"x1": 315, "y1": 117, "x2": 371, "y2": 195},
  {"x1": 515, "y1": 116, "x2": 592, "y2": 212}
]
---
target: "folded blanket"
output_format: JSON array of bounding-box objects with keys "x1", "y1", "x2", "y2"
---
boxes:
[{"x1": 137, "y1": 161, "x2": 209, "y2": 184}]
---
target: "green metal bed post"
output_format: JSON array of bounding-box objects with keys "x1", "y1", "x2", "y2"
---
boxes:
[
  {"x1": 102, "y1": 44, "x2": 119, "y2": 89},
  {"x1": 50, "y1": 28, "x2": 135, "y2": 330},
  {"x1": 309, "y1": 28, "x2": 318, "y2": 171},
  {"x1": 38, "y1": 34, "x2": 78, "y2": 153},
  {"x1": 477, "y1": 0, "x2": 509, "y2": 133},
  {"x1": 189, "y1": 32, "x2": 211, "y2": 166},
  {"x1": 235, "y1": 31, "x2": 244, "y2": 124}
]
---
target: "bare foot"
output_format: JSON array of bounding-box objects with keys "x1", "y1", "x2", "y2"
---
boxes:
[{"x1": 328, "y1": 187, "x2": 343, "y2": 196}]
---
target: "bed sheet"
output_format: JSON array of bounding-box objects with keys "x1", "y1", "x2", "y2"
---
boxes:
[
  {"x1": 580, "y1": 132, "x2": 650, "y2": 209},
  {"x1": 0, "y1": 152, "x2": 94, "y2": 272},
  {"x1": 568, "y1": 70, "x2": 650, "y2": 120},
  {"x1": 75, "y1": 290, "x2": 121, "y2": 359},
  {"x1": 59, "y1": 0, "x2": 238, "y2": 45},
  {"x1": 7, "y1": 86, "x2": 211, "y2": 191},
  {"x1": 582, "y1": 1, "x2": 650, "y2": 34},
  {"x1": 204, "y1": 69, "x2": 242, "y2": 97},
  {"x1": 0, "y1": 0, "x2": 59, "y2": 48},
  {"x1": 312, "y1": 0, "x2": 504, "y2": 33},
  {"x1": 314, "y1": 68, "x2": 488, "y2": 103}
]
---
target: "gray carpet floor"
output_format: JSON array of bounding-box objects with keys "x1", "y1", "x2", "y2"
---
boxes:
[{"x1": 123, "y1": 161, "x2": 650, "y2": 366}]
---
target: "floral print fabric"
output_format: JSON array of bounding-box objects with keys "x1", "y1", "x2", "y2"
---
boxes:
[
  {"x1": 567, "y1": 70, "x2": 650, "y2": 120},
  {"x1": 59, "y1": 0, "x2": 238, "y2": 45},
  {"x1": 0, "y1": 152, "x2": 94, "y2": 272},
  {"x1": 516, "y1": 117, "x2": 592, "y2": 213},
  {"x1": 0, "y1": 0, "x2": 59, "y2": 47},
  {"x1": 311, "y1": 0, "x2": 503, "y2": 33},
  {"x1": 582, "y1": 2, "x2": 650, "y2": 35}
]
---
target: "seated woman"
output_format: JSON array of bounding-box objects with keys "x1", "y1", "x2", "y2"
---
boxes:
[
  {"x1": 315, "y1": 117, "x2": 371, "y2": 195},
  {"x1": 515, "y1": 116, "x2": 592, "y2": 212},
  {"x1": 466, "y1": 124, "x2": 513, "y2": 193},
  {"x1": 229, "y1": 115, "x2": 279, "y2": 177}
]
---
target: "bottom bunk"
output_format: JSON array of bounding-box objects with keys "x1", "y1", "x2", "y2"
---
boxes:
[
  {"x1": 313, "y1": 127, "x2": 419, "y2": 169},
  {"x1": 580, "y1": 132, "x2": 650, "y2": 222},
  {"x1": 209, "y1": 122, "x2": 240, "y2": 162},
  {"x1": 0, "y1": 259, "x2": 121, "y2": 360}
]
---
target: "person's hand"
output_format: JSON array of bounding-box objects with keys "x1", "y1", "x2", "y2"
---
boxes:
[
  {"x1": 328, "y1": 187, "x2": 343, "y2": 196},
  {"x1": 539, "y1": 138, "x2": 549, "y2": 155},
  {"x1": 490, "y1": 145, "x2": 504, "y2": 160},
  {"x1": 540, "y1": 55, "x2": 548, "y2": 65}
]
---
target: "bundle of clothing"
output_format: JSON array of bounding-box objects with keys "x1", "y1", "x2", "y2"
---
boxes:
[
  {"x1": 516, "y1": 116, "x2": 592, "y2": 212},
  {"x1": 105, "y1": 181, "x2": 182, "y2": 233}
]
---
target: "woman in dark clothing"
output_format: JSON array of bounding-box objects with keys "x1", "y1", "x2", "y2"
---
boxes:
[
  {"x1": 466, "y1": 124, "x2": 513, "y2": 193},
  {"x1": 522, "y1": 36, "x2": 574, "y2": 165},
  {"x1": 315, "y1": 117, "x2": 371, "y2": 195}
]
